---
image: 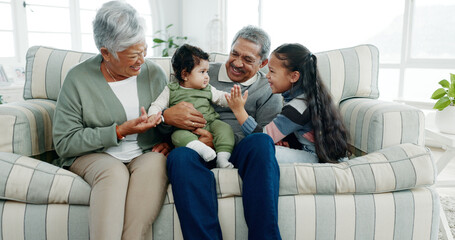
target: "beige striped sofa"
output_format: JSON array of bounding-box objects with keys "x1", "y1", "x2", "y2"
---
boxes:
[{"x1": 0, "y1": 45, "x2": 439, "y2": 239}]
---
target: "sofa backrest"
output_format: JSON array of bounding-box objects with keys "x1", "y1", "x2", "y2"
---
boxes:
[{"x1": 24, "y1": 44, "x2": 379, "y2": 104}]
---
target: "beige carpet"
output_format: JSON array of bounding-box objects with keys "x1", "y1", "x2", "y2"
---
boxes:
[{"x1": 439, "y1": 196, "x2": 455, "y2": 239}]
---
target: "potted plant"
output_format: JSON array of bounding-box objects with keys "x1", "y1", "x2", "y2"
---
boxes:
[
  {"x1": 152, "y1": 24, "x2": 188, "y2": 57},
  {"x1": 431, "y1": 73, "x2": 455, "y2": 134}
]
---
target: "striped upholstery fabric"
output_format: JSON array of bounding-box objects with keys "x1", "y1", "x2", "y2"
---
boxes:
[
  {"x1": 24, "y1": 46, "x2": 178, "y2": 101},
  {"x1": 316, "y1": 44, "x2": 380, "y2": 104},
  {"x1": 0, "y1": 201, "x2": 89, "y2": 240},
  {"x1": 161, "y1": 143, "x2": 435, "y2": 205},
  {"x1": 152, "y1": 187, "x2": 439, "y2": 240},
  {"x1": 24, "y1": 46, "x2": 96, "y2": 101},
  {"x1": 0, "y1": 45, "x2": 439, "y2": 240},
  {"x1": 0, "y1": 99, "x2": 56, "y2": 157},
  {"x1": 0, "y1": 152, "x2": 90, "y2": 205},
  {"x1": 340, "y1": 98, "x2": 426, "y2": 154}
]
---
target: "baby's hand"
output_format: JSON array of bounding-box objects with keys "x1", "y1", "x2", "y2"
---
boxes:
[
  {"x1": 147, "y1": 112, "x2": 162, "y2": 127},
  {"x1": 226, "y1": 85, "x2": 248, "y2": 113}
]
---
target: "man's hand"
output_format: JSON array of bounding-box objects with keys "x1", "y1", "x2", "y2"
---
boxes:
[
  {"x1": 163, "y1": 102, "x2": 206, "y2": 130},
  {"x1": 152, "y1": 142, "x2": 172, "y2": 156},
  {"x1": 117, "y1": 107, "x2": 159, "y2": 136},
  {"x1": 193, "y1": 128, "x2": 214, "y2": 149}
]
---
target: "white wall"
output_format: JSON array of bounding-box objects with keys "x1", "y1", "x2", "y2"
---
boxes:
[{"x1": 153, "y1": 0, "x2": 225, "y2": 54}]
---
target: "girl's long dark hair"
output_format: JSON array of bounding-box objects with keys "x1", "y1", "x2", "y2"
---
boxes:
[{"x1": 273, "y1": 43, "x2": 351, "y2": 163}]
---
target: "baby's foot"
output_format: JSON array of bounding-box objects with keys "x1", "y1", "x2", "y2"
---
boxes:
[{"x1": 217, "y1": 159, "x2": 234, "y2": 168}]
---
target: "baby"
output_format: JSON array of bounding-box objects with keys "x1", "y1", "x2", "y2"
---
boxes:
[{"x1": 148, "y1": 44, "x2": 234, "y2": 168}]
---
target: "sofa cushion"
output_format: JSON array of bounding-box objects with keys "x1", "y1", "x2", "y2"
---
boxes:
[
  {"x1": 163, "y1": 143, "x2": 435, "y2": 204},
  {"x1": 316, "y1": 44, "x2": 380, "y2": 104},
  {"x1": 24, "y1": 46, "x2": 96, "y2": 101},
  {"x1": 0, "y1": 99, "x2": 56, "y2": 157},
  {"x1": 24, "y1": 47, "x2": 233, "y2": 102},
  {"x1": 0, "y1": 152, "x2": 90, "y2": 205},
  {"x1": 340, "y1": 98, "x2": 426, "y2": 154}
]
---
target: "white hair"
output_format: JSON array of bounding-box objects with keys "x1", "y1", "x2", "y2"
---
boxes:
[{"x1": 93, "y1": 1, "x2": 146, "y2": 59}]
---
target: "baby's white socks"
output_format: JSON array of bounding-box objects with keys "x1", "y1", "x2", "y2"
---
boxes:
[
  {"x1": 216, "y1": 152, "x2": 233, "y2": 168},
  {"x1": 186, "y1": 140, "x2": 216, "y2": 162},
  {"x1": 186, "y1": 140, "x2": 233, "y2": 168}
]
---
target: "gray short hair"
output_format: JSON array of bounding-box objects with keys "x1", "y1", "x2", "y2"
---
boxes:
[
  {"x1": 231, "y1": 25, "x2": 271, "y2": 61},
  {"x1": 93, "y1": 1, "x2": 146, "y2": 59}
]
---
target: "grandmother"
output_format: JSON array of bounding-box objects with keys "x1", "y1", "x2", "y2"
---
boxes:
[{"x1": 52, "y1": 1, "x2": 172, "y2": 239}]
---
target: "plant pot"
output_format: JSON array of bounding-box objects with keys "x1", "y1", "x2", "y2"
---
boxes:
[{"x1": 435, "y1": 106, "x2": 455, "y2": 134}]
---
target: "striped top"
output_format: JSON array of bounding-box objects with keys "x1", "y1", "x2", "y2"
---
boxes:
[{"x1": 242, "y1": 88, "x2": 315, "y2": 150}]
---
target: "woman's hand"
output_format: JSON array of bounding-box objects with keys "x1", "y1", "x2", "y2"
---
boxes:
[
  {"x1": 152, "y1": 142, "x2": 172, "y2": 156},
  {"x1": 193, "y1": 128, "x2": 214, "y2": 149},
  {"x1": 226, "y1": 85, "x2": 249, "y2": 125},
  {"x1": 117, "y1": 107, "x2": 159, "y2": 136},
  {"x1": 163, "y1": 101, "x2": 206, "y2": 130}
]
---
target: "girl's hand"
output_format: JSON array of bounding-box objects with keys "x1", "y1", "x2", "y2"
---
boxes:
[
  {"x1": 225, "y1": 85, "x2": 249, "y2": 125},
  {"x1": 275, "y1": 140, "x2": 290, "y2": 148},
  {"x1": 117, "y1": 107, "x2": 160, "y2": 136},
  {"x1": 226, "y1": 84, "x2": 248, "y2": 113},
  {"x1": 152, "y1": 142, "x2": 172, "y2": 156}
]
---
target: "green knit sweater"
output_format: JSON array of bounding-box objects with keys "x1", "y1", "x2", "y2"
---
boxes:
[{"x1": 53, "y1": 54, "x2": 170, "y2": 167}]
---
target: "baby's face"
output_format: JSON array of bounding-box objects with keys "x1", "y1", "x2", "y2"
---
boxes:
[{"x1": 182, "y1": 60, "x2": 210, "y2": 89}]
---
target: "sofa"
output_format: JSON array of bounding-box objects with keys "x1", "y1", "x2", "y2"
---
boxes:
[{"x1": 0, "y1": 44, "x2": 439, "y2": 240}]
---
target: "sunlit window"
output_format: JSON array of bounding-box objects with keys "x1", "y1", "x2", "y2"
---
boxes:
[
  {"x1": 0, "y1": 0, "x2": 15, "y2": 57},
  {"x1": 261, "y1": 0, "x2": 404, "y2": 64},
  {"x1": 22, "y1": 0, "x2": 153, "y2": 53},
  {"x1": 225, "y1": 0, "x2": 259, "y2": 47},
  {"x1": 25, "y1": 0, "x2": 71, "y2": 49},
  {"x1": 226, "y1": 0, "x2": 455, "y2": 103},
  {"x1": 78, "y1": 0, "x2": 154, "y2": 53},
  {"x1": 410, "y1": 0, "x2": 455, "y2": 59}
]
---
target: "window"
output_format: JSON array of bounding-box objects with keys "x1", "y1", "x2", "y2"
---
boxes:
[
  {"x1": 0, "y1": 0, "x2": 14, "y2": 58},
  {"x1": 78, "y1": 0, "x2": 154, "y2": 53},
  {"x1": 25, "y1": 0, "x2": 72, "y2": 50},
  {"x1": 225, "y1": 0, "x2": 455, "y2": 104},
  {"x1": 0, "y1": 0, "x2": 153, "y2": 81}
]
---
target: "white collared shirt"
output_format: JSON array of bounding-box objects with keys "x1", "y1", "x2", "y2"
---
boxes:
[{"x1": 218, "y1": 63, "x2": 259, "y2": 86}]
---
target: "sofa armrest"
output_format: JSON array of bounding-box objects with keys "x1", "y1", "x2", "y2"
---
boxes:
[
  {"x1": 340, "y1": 98, "x2": 425, "y2": 155},
  {"x1": 0, "y1": 152, "x2": 90, "y2": 205},
  {"x1": 284, "y1": 143, "x2": 435, "y2": 195},
  {"x1": 0, "y1": 99, "x2": 56, "y2": 157}
]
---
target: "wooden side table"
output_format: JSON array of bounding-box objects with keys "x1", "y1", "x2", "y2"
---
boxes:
[{"x1": 425, "y1": 111, "x2": 455, "y2": 240}]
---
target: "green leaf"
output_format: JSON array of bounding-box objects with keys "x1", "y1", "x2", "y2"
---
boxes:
[
  {"x1": 449, "y1": 82, "x2": 455, "y2": 98},
  {"x1": 434, "y1": 96, "x2": 451, "y2": 110},
  {"x1": 431, "y1": 88, "x2": 447, "y2": 99},
  {"x1": 153, "y1": 38, "x2": 165, "y2": 43},
  {"x1": 439, "y1": 79, "x2": 450, "y2": 88},
  {"x1": 166, "y1": 24, "x2": 173, "y2": 29},
  {"x1": 451, "y1": 73, "x2": 455, "y2": 83},
  {"x1": 162, "y1": 48, "x2": 169, "y2": 57}
]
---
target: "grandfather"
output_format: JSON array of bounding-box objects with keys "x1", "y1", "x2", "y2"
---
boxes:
[{"x1": 163, "y1": 25, "x2": 283, "y2": 239}]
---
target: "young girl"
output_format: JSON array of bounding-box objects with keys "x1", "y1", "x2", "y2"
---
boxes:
[
  {"x1": 227, "y1": 43, "x2": 350, "y2": 163},
  {"x1": 148, "y1": 44, "x2": 235, "y2": 168}
]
